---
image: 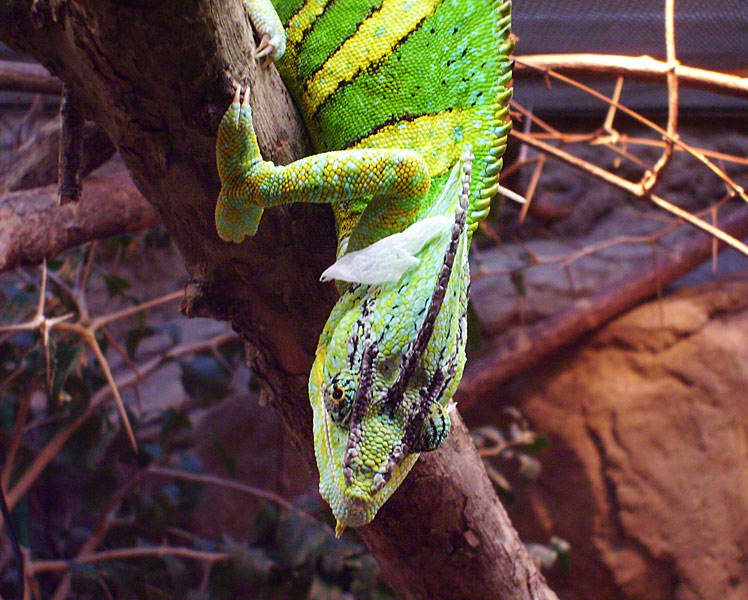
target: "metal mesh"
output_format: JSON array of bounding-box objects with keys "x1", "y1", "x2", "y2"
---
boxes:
[{"x1": 513, "y1": 0, "x2": 748, "y2": 71}]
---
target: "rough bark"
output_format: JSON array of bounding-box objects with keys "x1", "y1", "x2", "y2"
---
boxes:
[
  {"x1": 0, "y1": 171, "x2": 159, "y2": 270},
  {"x1": 0, "y1": 2, "x2": 556, "y2": 598}
]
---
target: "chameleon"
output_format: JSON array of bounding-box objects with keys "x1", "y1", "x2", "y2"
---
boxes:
[{"x1": 215, "y1": 0, "x2": 513, "y2": 534}]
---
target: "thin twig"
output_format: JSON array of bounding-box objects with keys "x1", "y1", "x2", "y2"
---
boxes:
[
  {"x1": 529, "y1": 132, "x2": 748, "y2": 168},
  {"x1": 1, "y1": 380, "x2": 35, "y2": 490},
  {"x1": 54, "y1": 321, "x2": 138, "y2": 450},
  {"x1": 147, "y1": 466, "x2": 333, "y2": 534},
  {"x1": 510, "y1": 130, "x2": 748, "y2": 258},
  {"x1": 29, "y1": 547, "x2": 232, "y2": 575},
  {"x1": 4, "y1": 333, "x2": 235, "y2": 516},
  {"x1": 459, "y1": 206, "x2": 748, "y2": 407},
  {"x1": 514, "y1": 53, "x2": 748, "y2": 99},
  {"x1": 519, "y1": 154, "x2": 546, "y2": 223},
  {"x1": 50, "y1": 475, "x2": 143, "y2": 600},
  {"x1": 602, "y1": 76, "x2": 624, "y2": 134},
  {"x1": 642, "y1": 0, "x2": 678, "y2": 193},
  {"x1": 90, "y1": 291, "x2": 183, "y2": 330},
  {"x1": 514, "y1": 59, "x2": 748, "y2": 202}
]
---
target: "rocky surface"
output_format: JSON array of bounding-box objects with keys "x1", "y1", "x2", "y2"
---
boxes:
[{"x1": 499, "y1": 278, "x2": 748, "y2": 600}]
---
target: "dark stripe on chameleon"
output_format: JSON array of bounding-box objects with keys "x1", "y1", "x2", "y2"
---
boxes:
[
  {"x1": 300, "y1": 1, "x2": 382, "y2": 104},
  {"x1": 276, "y1": 0, "x2": 308, "y2": 27},
  {"x1": 289, "y1": 1, "x2": 328, "y2": 45},
  {"x1": 296, "y1": 0, "x2": 339, "y2": 73},
  {"x1": 298, "y1": 0, "x2": 382, "y2": 84},
  {"x1": 308, "y1": 1, "x2": 442, "y2": 124},
  {"x1": 345, "y1": 111, "x2": 448, "y2": 148}
]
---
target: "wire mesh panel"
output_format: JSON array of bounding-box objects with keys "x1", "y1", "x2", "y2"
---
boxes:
[
  {"x1": 513, "y1": 0, "x2": 748, "y2": 113},
  {"x1": 514, "y1": 0, "x2": 748, "y2": 71}
]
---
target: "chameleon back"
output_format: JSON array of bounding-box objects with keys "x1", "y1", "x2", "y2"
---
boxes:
[{"x1": 273, "y1": 0, "x2": 513, "y2": 234}]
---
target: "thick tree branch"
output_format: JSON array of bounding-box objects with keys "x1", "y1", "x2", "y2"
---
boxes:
[
  {"x1": 0, "y1": 171, "x2": 160, "y2": 270},
  {"x1": 0, "y1": 2, "x2": 556, "y2": 599},
  {"x1": 0, "y1": 59, "x2": 62, "y2": 94}
]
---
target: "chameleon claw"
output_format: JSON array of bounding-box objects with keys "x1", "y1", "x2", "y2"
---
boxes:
[
  {"x1": 255, "y1": 34, "x2": 273, "y2": 59},
  {"x1": 254, "y1": 32, "x2": 285, "y2": 65},
  {"x1": 334, "y1": 520, "x2": 347, "y2": 538}
]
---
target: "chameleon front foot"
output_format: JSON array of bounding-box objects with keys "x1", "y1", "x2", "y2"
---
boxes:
[
  {"x1": 215, "y1": 86, "x2": 264, "y2": 243},
  {"x1": 215, "y1": 84, "x2": 432, "y2": 247}
]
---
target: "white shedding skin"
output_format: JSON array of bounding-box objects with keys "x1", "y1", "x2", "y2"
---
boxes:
[
  {"x1": 320, "y1": 216, "x2": 452, "y2": 284},
  {"x1": 320, "y1": 155, "x2": 466, "y2": 284}
]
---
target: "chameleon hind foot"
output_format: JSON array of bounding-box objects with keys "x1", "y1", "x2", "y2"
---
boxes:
[{"x1": 215, "y1": 85, "x2": 431, "y2": 248}]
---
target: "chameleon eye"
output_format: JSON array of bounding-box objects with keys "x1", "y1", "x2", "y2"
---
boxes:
[{"x1": 324, "y1": 377, "x2": 353, "y2": 426}]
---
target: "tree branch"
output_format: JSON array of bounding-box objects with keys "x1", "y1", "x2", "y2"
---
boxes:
[
  {"x1": 515, "y1": 53, "x2": 748, "y2": 99},
  {"x1": 0, "y1": 172, "x2": 160, "y2": 270},
  {"x1": 0, "y1": 59, "x2": 62, "y2": 94},
  {"x1": 0, "y1": 118, "x2": 114, "y2": 194}
]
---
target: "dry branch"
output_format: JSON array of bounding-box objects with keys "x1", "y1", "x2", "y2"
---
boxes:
[
  {"x1": 0, "y1": 59, "x2": 62, "y2": 94},
  {"x1": 57, "y1": 86, "x2": 86, "y2": 204},
  {"x1": 2, "y1": 296, "x2": 212, "y2": 513},
  {"x1": 29, "y1": 547, "x2": 232, "y2": 575},
  {"x1": 511, "y1": 130, "x2": 748, "y2": 257},
  {"x1": 0, "y1": 171, "x2": 160, "y2": 270},
  {"x1": 458, "y1": 206, "x2": 748, "y2": 407},
  {"x1": 515, "y1": 54, "x2": 748, "y2": 99}
]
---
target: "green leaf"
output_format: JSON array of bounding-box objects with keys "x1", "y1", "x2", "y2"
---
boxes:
[
  {"x1": 179, "y1": 355, "x2": 231, "y2": 406},
  {"x1": 209, "y1": 552, "x2": 272, "y2": 600},
  {"x1": 275, "y1": 515, "x2": 327, "y2": 569},
  {"x1": 70, "y1": 562, "x2": 101, "y2": 593},
  {"x1": 49, "y1": 340, "x2": 84, "y2": 402},
  {"x1": 521, "y1": 433, "x2": 550, "y2": 454},
  {"x1": 161, "y1": 407, "x2": 192, "y2": 445},
  {"x1": 509, "y1": 269, "x2": 527, "y2": 297},
  {"x1": 125, "y1": 324, "x2": 156, "y2": 358},
  {"x1": 100, "y1": 272, "x2": 133, "y2": 298},
  {"x1": 164, "y1": 555, "x2": 192, "y2": 592}
]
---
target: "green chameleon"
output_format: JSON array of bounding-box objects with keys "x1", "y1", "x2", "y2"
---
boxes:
[{"x1": 215, "y1": 0, "x2": 513, "y2": 535}]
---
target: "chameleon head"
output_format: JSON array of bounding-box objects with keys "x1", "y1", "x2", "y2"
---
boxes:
[{"x1": 309, "y1": 351, "x2": 423, "y2": 533}]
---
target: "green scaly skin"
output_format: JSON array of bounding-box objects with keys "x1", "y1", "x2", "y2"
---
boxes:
[{"x1": 216, "y1": 0, "x2": 513, "y2": 534}]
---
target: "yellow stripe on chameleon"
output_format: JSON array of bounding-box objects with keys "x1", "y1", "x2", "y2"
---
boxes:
[
  {"x1": 303, "y1": 0, "x2": 440, "y2": 111},
  {"x1": 286, "y1": 0, "x2": 332, "y2": 49},
  {"x1": 352, "y1": 110, "x2": 482, "y2": 179}
]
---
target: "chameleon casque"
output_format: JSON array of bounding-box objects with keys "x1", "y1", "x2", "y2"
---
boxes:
[{"x1": 215, "y1": 0, "x2": 513, "y2": 534}]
